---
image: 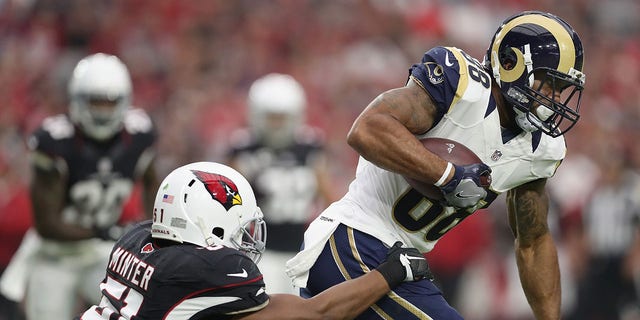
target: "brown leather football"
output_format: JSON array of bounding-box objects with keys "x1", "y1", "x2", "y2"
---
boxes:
[{"x1": 404, "y1": 137, "x2": 490, "y2": 200}]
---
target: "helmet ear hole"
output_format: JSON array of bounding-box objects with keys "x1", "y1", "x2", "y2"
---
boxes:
[
  {"x1": 499, "y1": 47, "x2": 517, "y2": 70},
  {"x1": 212, "y1": 227, "x2": 224, "y2": 239}
]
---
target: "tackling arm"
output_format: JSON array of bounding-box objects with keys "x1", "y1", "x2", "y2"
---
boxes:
[
  {"x1": 507, "y1": 178, "x2": 561, "y2": 319},
  {"x1": 236, "y1": 270, "x2": 390, "y2": 320},
  {"x1": 235, "y1": 242, "x2": 428, "y2": 320}
]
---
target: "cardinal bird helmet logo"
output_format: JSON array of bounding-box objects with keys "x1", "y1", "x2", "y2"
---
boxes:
[{"x1": 191, "y1": 170, "x2": 243, "y2": 211}]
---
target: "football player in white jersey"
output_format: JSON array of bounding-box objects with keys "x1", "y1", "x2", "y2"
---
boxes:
[
  {"x1": 0, "y1": 53, "x2": 158, "y2": 320},
  {"x1": 286, "y1": 11, "x2": 585, "y2": 319}
]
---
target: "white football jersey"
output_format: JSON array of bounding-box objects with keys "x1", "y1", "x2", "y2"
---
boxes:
[{"x1": 286, "y1": 47, "x2": 566, "y2": 287}]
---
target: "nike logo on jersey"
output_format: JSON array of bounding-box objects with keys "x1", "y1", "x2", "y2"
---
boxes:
[
  {"x1": 227, "y1": 269, "x2": 248, "y2": 278},
  {"x1": 445, "y1": 52, "x2": 454, "y2": 67}
]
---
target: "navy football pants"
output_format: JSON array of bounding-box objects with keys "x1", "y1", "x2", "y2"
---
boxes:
[{"x1": 300, "y1": 223, "x2": 464, "y2": 319}]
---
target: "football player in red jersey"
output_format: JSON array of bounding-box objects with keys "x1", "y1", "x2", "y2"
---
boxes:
[
  {"x1": 78, "y1": 162, "x2": 430, "y2": 320},
  {"x1": 287, "y1": 11, "x2": 585, "y2": 319},
  {"x1": 0, "y1": 53, "x2": 158, "y2": 320}
]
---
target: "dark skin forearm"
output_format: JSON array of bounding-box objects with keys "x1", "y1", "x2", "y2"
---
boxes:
[
  {"x1": 507, "y1": 178, "x2": 561, "y2": 320},
  {"x1": 347, "y1": 81, "x2": 451, "y2": 184},
  {"x1": 235, "y1": 270, "x2": 390, "y2": 320},
  {"x1": 31, "y1": 167, "x2": 95, "y2": 241}
]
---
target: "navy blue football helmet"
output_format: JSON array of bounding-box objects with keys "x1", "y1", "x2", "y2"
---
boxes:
[{"x1": 484, "y1": 11, "x2": 585, "y2": 137}]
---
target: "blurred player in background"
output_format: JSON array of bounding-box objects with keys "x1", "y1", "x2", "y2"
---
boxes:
[
  {"x1": 0, "y1": 155, "x2": 31, "y2": 320},
  {"x1": 226, "y1": 73, "x2": 335, "y2": 294},
  {"x1": 78, "y1": 161, "x2": 429, "y2": 320},
  {"x1": 0, "y1": 53, "x2": 158, "y2": 320},
  {"x1": 570, "y1": 149, "x2": 640, "y2": 320},
  {"x1": 287, "y1": 11, "x2": 585, "y2": 319}
]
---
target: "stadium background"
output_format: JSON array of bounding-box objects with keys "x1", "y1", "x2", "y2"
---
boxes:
[{"x1": 0, "y1": 0, "x2": 639, "y2": 319}]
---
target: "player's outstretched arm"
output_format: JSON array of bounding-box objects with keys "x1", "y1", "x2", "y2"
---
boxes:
[
  {"x1": 235, "y1": 242, "x2": 429, "y2": 320},
  {"x1": 243, "y1": 271, "x2": 390, "y2": 320},
  {"x1": 507, "y1": 178, "x2": 561, "y2": 320}
]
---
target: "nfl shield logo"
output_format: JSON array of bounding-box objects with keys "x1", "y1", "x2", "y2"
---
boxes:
[{"x1": 491, "y1": 150, "x2": 503, "y2": 161}]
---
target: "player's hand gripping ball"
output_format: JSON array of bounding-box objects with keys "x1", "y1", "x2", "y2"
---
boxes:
[{"x1": 403, "y1": 138, "x2": 491, "y2": 201}]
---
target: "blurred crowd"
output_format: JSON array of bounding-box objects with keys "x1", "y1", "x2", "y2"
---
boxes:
[{"x1": 1, "y1": 0, "x2": 640, "y2": 319}]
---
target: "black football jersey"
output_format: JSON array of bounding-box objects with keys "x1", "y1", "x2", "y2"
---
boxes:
[
  {"x1": 28, "y1": 109, "x2": 156, "y2": 228},
  {"x1": 227, "y1": 126, "x2": 324, "y2": 251},
  {"x1": 80, "y1": 221, "x2": 268, "y2": 319}
]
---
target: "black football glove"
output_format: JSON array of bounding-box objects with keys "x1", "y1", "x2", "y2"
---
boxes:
[
  {"x1": 440, "y1": 163, "x2": 491, "y2": 210},
  {"x1": 376, "y1": 241, "x2": 432, "y2": 288}
]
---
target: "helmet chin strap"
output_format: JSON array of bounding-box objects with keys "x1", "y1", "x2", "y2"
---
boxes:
[
  {"x1": 491, "y1": 51, "x2": 501, "y2": 84},
  {"x1": 523, "y1": 44, "x2": 533, "y2": 87},
  {"x1": 500, "y1": 43, "x2": 539, "y2": 133},
  {"x1": 493, "y1": 50, "x2": 537, "y2": 132},
  {"x1": 196, "y1": 217, "x2": 219, "y2": 247}
]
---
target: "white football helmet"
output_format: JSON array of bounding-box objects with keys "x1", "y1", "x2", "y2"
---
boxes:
[
  {"x1": 68, "y1": 53, "x2": 132, "y2": 141},
  {"x1": 247, "y1": 73, "x2": 306, "y2": 148},
  {"x1": 151, "y1": 162, "x2": 266, "y2": 263}
]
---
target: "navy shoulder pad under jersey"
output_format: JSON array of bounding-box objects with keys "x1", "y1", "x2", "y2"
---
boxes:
[
  {"x1": 94, "y1": 221, "x2": 268, "y2": 319},
  {"x1": 409, "y1": 46, "x2": 491, "y2": 126}
]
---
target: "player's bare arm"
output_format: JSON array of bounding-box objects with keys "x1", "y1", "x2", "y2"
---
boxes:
[
  {"x1": 507, "y1": 178, "x2": 561, "y2": 320},
  {"x1": 30, "y1": 162, "x2": 95, "y2": 241},
  {"x1": 235, "y1": 269, "x2": 390, "y2": 320},
  {"x1": 347, "y1": 80, "x2": 450, "y2": 184}
]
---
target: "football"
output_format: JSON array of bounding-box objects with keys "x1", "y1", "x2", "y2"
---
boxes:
[{"x1": 404, "y1": 137, "x2": 490, "y2": 200}]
